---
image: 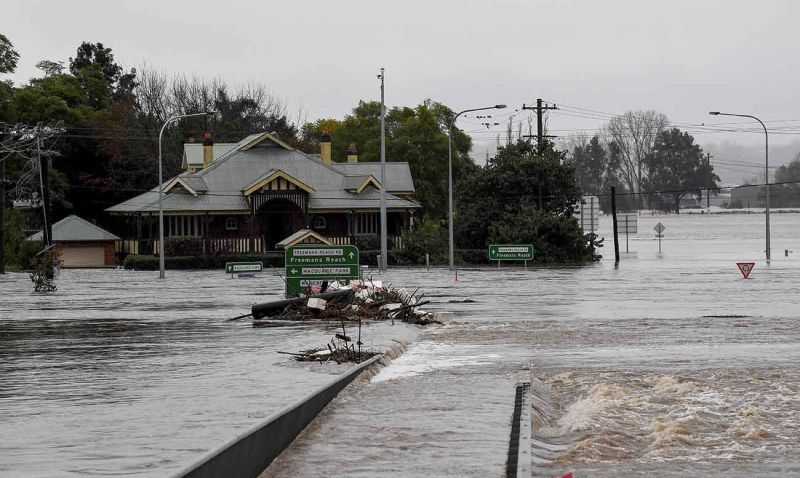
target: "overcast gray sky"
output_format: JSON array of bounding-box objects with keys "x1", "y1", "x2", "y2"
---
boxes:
[{"x1": 4, "y1": 0, "x2": 800, "y2": 182}]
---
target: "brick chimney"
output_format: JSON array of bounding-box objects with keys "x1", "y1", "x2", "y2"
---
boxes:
[
  {"x1": 320, "y1": 133, "x2": 332, "y2": 165},
  {"x1": 346, "y1": 143, "x2": 358, "y2": 163},
  {"x1": 202, "y1": 132, "x2": 214, "y2": 169}
]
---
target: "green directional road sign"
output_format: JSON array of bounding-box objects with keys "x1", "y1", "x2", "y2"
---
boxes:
[
  {"x1": 488, "y1": 244, "x2": 534, "y2": 261},
  {"x1": 225, "y1": 261, "x2": 263, "y2": 274},
  {"x1": 285, "y1": 245, "x2": 360, "y2": 297}
]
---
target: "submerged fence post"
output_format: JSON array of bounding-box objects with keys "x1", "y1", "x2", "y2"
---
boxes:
[{"x1": 426, "y1": 253, "x2": 430, "y2": 271}]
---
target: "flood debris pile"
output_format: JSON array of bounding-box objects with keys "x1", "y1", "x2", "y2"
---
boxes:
[
  {"x1": 251, "y1": 280, "x2": 441, "y2": 326},
  {"x1": 279, "y1": 325, "x2": 378, "y2": 364}
]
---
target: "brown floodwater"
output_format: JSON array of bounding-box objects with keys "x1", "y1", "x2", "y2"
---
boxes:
[{"x1": 2, "y1": 213, "x2": 800, "y2": 477}]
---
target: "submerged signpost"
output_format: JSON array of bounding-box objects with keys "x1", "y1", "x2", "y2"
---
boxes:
[
  {"x1": 488, "y1": 244, "x2": 534, "y2": 268},
  {"x1": 574, "y1": 195, "x2": 599, "y2": 235},
  {"x1": 225, "y1": 261, "x2": 263, "y2": 278},
  {"x1": 618, "y1": 212, "x2": 638, "y2": 253},
  {"x1": 285, "y1": 245, "x2": 360, "y2": 297},
  {"x1": 736, "y1": 262, "x2": 756, "y2": 279},
  {"x1": 654, "y1": 222, "x2": 666, "y2": 253}
]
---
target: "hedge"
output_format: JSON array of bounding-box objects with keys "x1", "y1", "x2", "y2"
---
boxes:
[{"x1": 123, "y1": 254, "x2": 284, "y2": 270}]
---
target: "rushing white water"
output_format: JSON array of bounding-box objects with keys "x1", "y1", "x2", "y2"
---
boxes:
[{"x1": 267, "y1": 213, "x2": 800, "y2": 477}]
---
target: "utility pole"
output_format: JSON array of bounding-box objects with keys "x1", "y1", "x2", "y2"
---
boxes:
[
  {"x1": 0, "y1": 151, "x2": 5, "y2": 274},
  {"x1": 522, "y1": 98, "x2": 558, "y2": 154},
  {"x1": 38, "y1": 132, "x2": 52, "y2": 247},
  {"x1": 378, "y1": 67, "x2": 388, "y2": 272}
]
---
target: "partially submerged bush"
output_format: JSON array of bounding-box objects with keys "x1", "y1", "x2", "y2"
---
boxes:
[{"x1": 30, "y1": 247, "x2": 61, "y2": 292}]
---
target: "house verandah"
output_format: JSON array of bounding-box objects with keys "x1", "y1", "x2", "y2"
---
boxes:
[
  {"x1": 111, "y1": 209, "x2": 412, "y2": 258},
  {"x1": 107, "y1": 131, "x2": 419, "y2": 260}
]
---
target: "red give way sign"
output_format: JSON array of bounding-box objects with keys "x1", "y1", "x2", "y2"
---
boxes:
[{"x1": 737, "y1": 262, "x2": 756, "y2": 279}]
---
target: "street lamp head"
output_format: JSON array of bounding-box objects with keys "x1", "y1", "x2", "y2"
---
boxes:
[
  {"x1": 708, "y1": 111, "x2": 720, "y2": 116},
  {"x1": 495, "y1": 104, "x2": 507, "y2": 109}
]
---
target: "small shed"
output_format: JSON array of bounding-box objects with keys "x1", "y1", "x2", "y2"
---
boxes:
[{"x1": 28, "y1": 215, "x2": 120, "y2": 268}]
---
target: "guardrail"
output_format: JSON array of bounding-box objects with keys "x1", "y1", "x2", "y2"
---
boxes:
[{"x1": 172, "y1": 355, "x2": 383, "y2": 478}]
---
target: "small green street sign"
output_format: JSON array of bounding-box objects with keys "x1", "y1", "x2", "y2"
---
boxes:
[
  {"x1": 488, "y1": 244, "x2": 534, "y2": 261},
  {"x1": 225, "y1": 261, "x2": 263, "y2": 274},
  {"x1": 285, "y1": 245, "x2": 360, "y2": 297}
]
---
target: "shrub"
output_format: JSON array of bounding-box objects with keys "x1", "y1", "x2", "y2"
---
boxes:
[
  {"x1": 488, "y1": 209, "x2": 593, "y2": 263},
  {"x1": 123, "y1": 254, "x2": 285, "y2": 270},
  {"x1": 393, "y1": 218, "x2": 448, "y2": 265},
  {"x1": 354, "y1": 235, "x2": 379, "y2": 252}
]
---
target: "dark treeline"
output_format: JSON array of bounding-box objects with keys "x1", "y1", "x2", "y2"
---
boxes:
[{"x1": 567, "y1": 111, "x2": 721, "y2": 213}]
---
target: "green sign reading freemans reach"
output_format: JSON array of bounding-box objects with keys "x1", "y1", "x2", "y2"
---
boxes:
[
  {"x1": 285, "y1": 245, "x2": 360, "y2": 297},
  {"x1": 488, "y1": 244, "x2": 534, "y2": 261}
]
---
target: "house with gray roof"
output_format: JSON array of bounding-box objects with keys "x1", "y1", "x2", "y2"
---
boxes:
[{"x1": 106, "y1": 132, "x2": 419, "y2": 254}]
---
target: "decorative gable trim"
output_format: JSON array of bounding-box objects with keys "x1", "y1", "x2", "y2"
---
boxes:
[
  {"x1": 163, "y1": 178, "x2": 199, "y2": 197},
  {"x1": 276, "y1": 229, "x2": 332, "y2": 248},
  {"x1": 239, "y1": 132, "x2": 296, "y2": 152},
  {"x1": 355, "y1": 175, "x2": 382, "y2": 194},
  {"x1": 243, "y1": 170, "x2": 315, "y2": 196}
]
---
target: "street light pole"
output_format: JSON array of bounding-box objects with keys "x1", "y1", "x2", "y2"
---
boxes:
[
  {"x1": 709, "y1": 111, "x2": 770, "y2": 263},
  {"x1": 448, "y1": 104, "x2": 507, "y2": 270},
  {"x1": 378, "y1": 68, "x2": 387, "y2": 272},
  {"x1": 158, "y1": 111, "x2": 215, "y2": 279}
]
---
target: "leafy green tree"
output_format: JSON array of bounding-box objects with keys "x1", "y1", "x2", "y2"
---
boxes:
[
  {"x1": 456, "y1": 140, "x2": 591, "y2": 262},
  {"x1": 643, "y1": 128, "x2": 719, "y2": 213},
  {"x1": 571, "y1": 135, "x2": 606, "y2": 195},
  {"x1": 69, "y1": 42, "x2": 136, "y2": 102},
  {"x1": 0, "y1": 33, "x2": 19, "y2": 74},
  {"x1": 36, "y1": 60, "x2": 65, "y2": 77}
]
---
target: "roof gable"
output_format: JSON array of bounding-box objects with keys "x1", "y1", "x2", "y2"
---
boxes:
[
  {"x1": 243, "y1": 169, "x2": 315, "y2": 196},
  {"x1": 276, "y1": 229, "x2": 332, "y2": 248},
  {"x1": 163, "y1": 177, "x2": 204, "y2": 196},
  {"x1": 343, "y1": 175, "x2": 382, "y2": 193},
  {"x1": 239, "y1": 132, "x2": 296, "y2": 152},
  {"x1": 330, "y1": 162, "x2": 415, "y2": 193},
  {"x1": 28, "y1": 215, "x2": 120, "y2": 242}
]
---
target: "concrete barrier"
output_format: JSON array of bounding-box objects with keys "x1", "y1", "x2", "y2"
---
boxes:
[
  {"x1": 172, "y1": 355, "x2": 383, "y2": 478},
  {"x1": 506, "y1": 382, "x2": 531, "y2": 478}
]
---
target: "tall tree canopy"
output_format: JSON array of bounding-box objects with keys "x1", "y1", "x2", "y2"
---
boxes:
[
  {"x1": 456, "y1": 140, "x2": 591, "y2": 262},
  {"x1": 0, "y1": 33, "x2": 19, "y2": 74},
  {"x1": 644, "y1": 128, "x2": 719, "y2": 213},
  {"x1": 1, "y1": 42, "x2": 298, "y2": 227},
  {"x1": 606, "y1": 110, "x2": 668, "y2": 204},
  {"x1": 570, "y1": 135, "x2": 607, "y2": 195}
]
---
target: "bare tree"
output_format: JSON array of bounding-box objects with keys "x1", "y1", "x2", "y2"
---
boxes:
[{"x1": 605, "y1": 110, "x2": 668, "y2": 206}]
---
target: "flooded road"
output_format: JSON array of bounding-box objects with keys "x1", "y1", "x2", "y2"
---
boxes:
[
  {"x1": 0, "y1": 270, "x2": 416, "y2": 477},
  {"x1": 267, "y1": 213, "x2": 800, "y2": 477},
  {"x1": 2, "y1": 212, "x2": 800, "y2": 477}
]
